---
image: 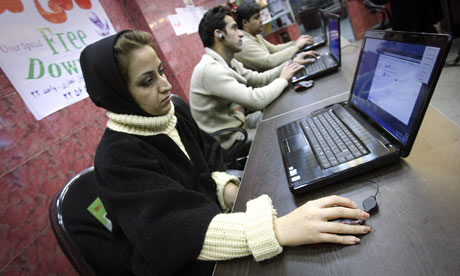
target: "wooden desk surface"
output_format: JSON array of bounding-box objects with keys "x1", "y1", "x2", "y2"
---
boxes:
[
  {"x1": 262, "y1": 40, "x2": 360, "y2": 120},
  {"x1": 214, "y1": 92, "x2": 460, "y2": 275}
]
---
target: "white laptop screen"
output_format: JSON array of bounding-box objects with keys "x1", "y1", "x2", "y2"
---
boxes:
[{"x1": 350, "y1": 37, "x2": 440, "y2": 145}]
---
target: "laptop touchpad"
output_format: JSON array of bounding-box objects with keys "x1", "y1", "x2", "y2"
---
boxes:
[{"x1": 283, "y1": 135, "x2": 307, "y2": 153}]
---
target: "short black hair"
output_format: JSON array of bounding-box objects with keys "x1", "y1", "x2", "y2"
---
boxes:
[
  {"x1": 198, "y1": 5, "x2": 232, "y2": 48},
  {"x1": 235, "y1": 2, "x2": 261, "y2": 29}
]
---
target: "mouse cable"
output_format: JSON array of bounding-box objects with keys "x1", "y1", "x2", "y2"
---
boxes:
[
  {"x1": 341, "y1": 43, "x2": 360, "y2": 49},
  {"x1": 444, "y1": 56, "x2": 460, "y2": 67},
  {"x1": 365, "y1": 179, "x2": 379, "y2": 198}
]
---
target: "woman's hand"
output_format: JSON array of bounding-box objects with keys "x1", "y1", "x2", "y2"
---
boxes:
[
  {"x1": 279, "y1": 61, "x2": 304, "y2": 81},
  {"x1": 274, "y1": 195, "x2": 371, "y2": 246},
  {"x1": 223, "y1": 183, "x2": 239, "y2": 209}
]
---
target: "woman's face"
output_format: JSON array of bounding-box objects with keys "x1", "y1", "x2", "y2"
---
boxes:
[{"x1": 126, "y1": 45, "x2": 172, "y2": 116}]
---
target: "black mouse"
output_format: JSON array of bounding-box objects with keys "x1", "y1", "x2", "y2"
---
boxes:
[
  {"x1": 294, "y1": 80, "x2": 314, "y2": 92},
  {"x1": 363, "y1": 196, "x2": 378, "y2": 214}
]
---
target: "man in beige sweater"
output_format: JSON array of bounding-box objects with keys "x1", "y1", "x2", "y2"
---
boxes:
[
  {"x1": 234, "y1": 2, "x2": 319, "y2": 72},
  {"x1": 190, "y1": 5, "x2": 303, "y2": 151}
]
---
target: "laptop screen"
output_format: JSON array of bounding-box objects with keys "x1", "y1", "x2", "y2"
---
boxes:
[
  {"x1": 328, "y1": 15, "x2": 340, "y2": 62},
  {"x1": 349, "y1": 37, "x2": 440, "y2": 145}
]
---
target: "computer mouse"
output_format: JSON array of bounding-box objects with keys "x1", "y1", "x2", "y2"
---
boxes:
[
  {"x1": 330, "y1": 218, "x2": 363, "y2": 225},
  {"x1": 363, "y1": 196, "x2": 378, "y2": 214},
  {"x1": 294, "y1": 80, "x2": 314, "y2": 92}
]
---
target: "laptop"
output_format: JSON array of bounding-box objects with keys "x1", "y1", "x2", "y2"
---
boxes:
[
  {"x1": 297, "y1": 9, "x2": 328, "y2": 52},
  {"x1": 277, "y1": 30, "x2": 452, "y2": 194},
  {"x1": 292, "y1": 12, "x2": 341, "y2": 83}
]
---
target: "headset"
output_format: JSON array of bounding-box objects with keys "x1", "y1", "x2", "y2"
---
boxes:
[{"x1": 218, "y1": 32, "x2": 225, "y2": 40}]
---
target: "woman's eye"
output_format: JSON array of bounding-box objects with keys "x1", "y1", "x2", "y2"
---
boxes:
[
  {"x1": 142, "y1": 78, "x2": 153, "y2": 87},
  {"x1": 159, "y1": 67, "x2": 165, "y2": 75}
]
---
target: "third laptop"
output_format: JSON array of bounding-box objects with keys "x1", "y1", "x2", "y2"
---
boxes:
[
  {"x1": 292, "y1": 12, "x2": 341, "y2": 83},
  {"x1": 277, "y1": 30, "x2": 451, "y2": 194},
  {"x1": 297, "y1": 9, "x2": 328, "y2": 52}
]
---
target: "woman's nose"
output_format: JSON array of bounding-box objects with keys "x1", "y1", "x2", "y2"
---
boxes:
[{"x1": 158, "y1": 75, "x2": 172, "y2": 93}]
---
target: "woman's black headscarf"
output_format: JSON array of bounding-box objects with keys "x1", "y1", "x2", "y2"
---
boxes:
[{"x1": 80, "y1": 31, "x2": 152, "y2": 117}]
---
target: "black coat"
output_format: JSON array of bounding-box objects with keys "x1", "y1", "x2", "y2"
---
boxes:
[{"x1": 94, "y1": 97, "x2": 226, "y2": 275}]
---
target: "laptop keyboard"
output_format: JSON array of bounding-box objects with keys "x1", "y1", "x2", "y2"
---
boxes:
[
  {"x1": 294, "y1": 55, "x2": 330, "y2": 80},
  {"x1": 305, "y1": 57, "x2": 328, "y2": 74},
  {"x1": 300, "y1": 110, "x2": 369, "y2": 169}
]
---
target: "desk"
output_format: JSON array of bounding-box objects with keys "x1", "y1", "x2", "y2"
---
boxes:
[
  {"x1": 214, "y1": 66, "x2": 460, "y2": 275},
  {"x1": 262, "y1": 38, "x2": 360, "y2": 120}
]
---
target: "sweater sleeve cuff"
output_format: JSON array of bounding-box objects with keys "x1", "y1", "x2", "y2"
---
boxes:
[
  {"x1": 212, "y1": 171, "x2": 240, "y2": 213},
  {"x1": 243, "y1": 194, "x2": 283, "y2": 261}
]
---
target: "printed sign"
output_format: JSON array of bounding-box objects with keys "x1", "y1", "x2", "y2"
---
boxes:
[
  {"x1": 0, "y1": 0, "x2": 115, "y2": 120},
  {"x1": 87, "y1": 197, "x2": 112, "y2": 231}
]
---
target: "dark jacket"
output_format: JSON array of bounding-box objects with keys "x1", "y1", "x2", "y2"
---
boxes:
[{"x1": 94, "y1": 97, "x2": 225, "y2": 275}]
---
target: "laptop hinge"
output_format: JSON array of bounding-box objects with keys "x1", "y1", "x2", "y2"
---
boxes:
[{"x1": 333, "y1": 104, "x2": 393, "y2": 147}]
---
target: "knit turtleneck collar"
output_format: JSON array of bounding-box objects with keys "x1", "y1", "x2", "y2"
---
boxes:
[{"x1": 106, "y1": 102, "x2": 177, "y2": 136}]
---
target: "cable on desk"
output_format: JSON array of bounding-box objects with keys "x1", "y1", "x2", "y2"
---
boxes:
[
  {"x1": 362, "y1": 180, "x2": 379, "y2": 214},
  {"x1": 444, "y1": 56, "x2": 460, "y2": 67},
  {"x1": 341, "y1": 43, "x2": 360, "y2": 49},
  {"x1": 366, "y1": 179, "x2": 379, "y2": 198}
]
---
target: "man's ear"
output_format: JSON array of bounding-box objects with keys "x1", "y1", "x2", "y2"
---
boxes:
[
  {"x1": 242, "y1": 19, "x2": 249, "y2": 30},
  {"x1": 214, "y1": 29, "x2": 225, "y2": 40},
  {"x1": 214, "y1": 29, "x2": 221, "y2": 40}
]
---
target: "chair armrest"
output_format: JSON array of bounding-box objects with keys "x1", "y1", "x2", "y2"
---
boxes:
[
  {"x1": 210, "y1": 127, "x2": 248, "y2": 143},
  {"x1": 210, "y1": 127, "x2": 249, "y2": 170},
  {"x1": 363, "y1": 0, "x2": 387, "y2": 10}
]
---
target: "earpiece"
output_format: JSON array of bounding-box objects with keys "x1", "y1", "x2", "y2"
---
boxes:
[{"x1": 218, "y1": 33, "x2": 225, "y2": 40}]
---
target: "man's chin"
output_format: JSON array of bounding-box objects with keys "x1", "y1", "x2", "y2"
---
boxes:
[{"x1": 233, "y1": 46, "x2": 243, "y2": 53}]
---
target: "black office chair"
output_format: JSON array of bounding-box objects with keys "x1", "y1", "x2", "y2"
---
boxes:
[
  {"x1": 171, "y1": 94, "x2": 249, "y2": 170},
  {"x1": 321, "y1": 0, "x2": 348, "y2": 18},
  {"x1": 363, "y1": 0, "x2": 392, "y2": 30},
  {"x1": 210, "y1": 127, "x2": 248, "y2": 170},
  {"x1": 49, "y1": 167, "x2": 133, "y2": 276}
]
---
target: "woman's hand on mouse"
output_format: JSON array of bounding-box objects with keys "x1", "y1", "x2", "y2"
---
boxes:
[{"x1": 273, "y1": 195, "x2": 371, "y2": 246}]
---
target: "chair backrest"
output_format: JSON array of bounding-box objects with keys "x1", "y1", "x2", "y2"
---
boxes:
[
  {"x1": 363, "y1": 0, "x2": 392, "y2": 29},
  {"x1": 49, "y1": 167, "x2": 133, "y2": 276},
  {"x1": 171, "y1": 94, "x2": 248, "y2": 170}
]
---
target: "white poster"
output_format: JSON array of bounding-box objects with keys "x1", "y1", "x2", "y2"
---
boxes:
[
  {"x1": 0, "y1": 0, "x2": 115, "y2": 120},
  {"x1": 168, "y1": 6, "x2": 205, "y2": 36}
]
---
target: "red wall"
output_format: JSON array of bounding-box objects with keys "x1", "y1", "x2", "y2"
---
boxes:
[
  {"x1": 346, "y1": 0, "x2": 388, "y2": 40},
  {"x1": 0, "y1": 0, "x2": 224, "y2": 274}
]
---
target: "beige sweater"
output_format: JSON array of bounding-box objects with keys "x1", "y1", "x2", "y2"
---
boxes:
[
  {"x1": 235, "y1": 30, "x2": 300, "y2": 71},
  {"x1": 106, "y1": 102, "x2": 283, "y2": 262},
  {"x1": 190, "y1": 48, "x2": 288, "y2": 149}
]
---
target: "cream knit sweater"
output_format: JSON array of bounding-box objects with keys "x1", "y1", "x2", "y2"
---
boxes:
[
  {"x1": 190, "y1": 48, "x2": 288, "y2": 149},
  {"x1": 235, "y1": 30, "x2": 300, "y2": 72},
  {"x1": 106, "y1": 102, "x2": 283, "y2": 261}
]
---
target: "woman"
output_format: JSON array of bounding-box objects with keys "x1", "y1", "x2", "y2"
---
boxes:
[{"x1": 80, "y1": 30, "x2": 370, "y2": 276}]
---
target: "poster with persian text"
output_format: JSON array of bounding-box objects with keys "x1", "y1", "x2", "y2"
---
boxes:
[{"x1": 0, "y1": 0, "x2": 115, "y2": 120}]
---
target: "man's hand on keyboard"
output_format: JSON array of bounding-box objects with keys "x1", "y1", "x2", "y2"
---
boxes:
[{"x1": 293, "y1": 51, "x2": 320, "y2": 65}]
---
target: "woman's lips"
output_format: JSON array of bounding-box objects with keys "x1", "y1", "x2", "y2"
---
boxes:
[{"x1": 161, "y1": 94, "x2": 171, "y2": 104}]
